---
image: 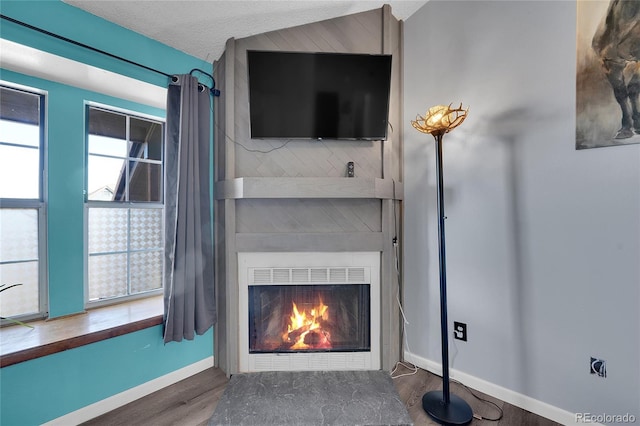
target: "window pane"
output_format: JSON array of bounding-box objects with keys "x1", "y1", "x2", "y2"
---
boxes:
[
  {"x1": 130, "y1": 250, "x2": 163, "y2": 294},
  {"x1": 130, "y1": 208, "x2": 163, "y2": 250},
  {"x1": 88, "y1": 134, "x2": 127, "y2": 157},
  {"x1": 0, "y1": 144, "x2": 40, "y2": 199},
  {"x1": 0, "y1": 87, "x2": 41, "y2": 199},
  {"x1": 87, "y1": 155, "x2": 126, "y2": 201},
  {"x1": 0, "y1": 209, "x2": 38, "y2": 262},
  {"x1": 130, "y1": 117, "x2": 162, "y2": 161},
  {"x1": 129, "y1": 161, "x2": 162, "y2": 202},
  {"x1": 0, "y1": 261, "x2": 39, "y2": 317},
  {"x1": 0, "y1": 86, "x2": 40, "y2": 130},
  {"x1": 88, "y1": 108, "x2": 125, "y2": 140},
  {"x1": 0, "y1": 120, "x2": 40, "y2": 147},
  {"x1": 88, "y1": 208, "x2": 128, "y2": 253},
  {"x1": 88, "y1": 253, "x2": 127, "y2": 300},
  {"x1": 86, "y1": 106, "x2": 164, "y2": 305}
]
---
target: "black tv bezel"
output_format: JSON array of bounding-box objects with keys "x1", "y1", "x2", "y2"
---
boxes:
[{"x1": 246, "y1": 50, "x2": 392, "y2": 141}]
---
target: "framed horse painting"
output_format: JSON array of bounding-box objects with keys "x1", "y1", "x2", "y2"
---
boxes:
[{"x1": 576, "y1": 0, "x2": 640, "y2": 149}]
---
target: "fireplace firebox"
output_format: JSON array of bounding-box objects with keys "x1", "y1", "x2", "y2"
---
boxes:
[
  {"x1": 249, "y1": 284, "x2": 371, "y2": 354},
  {"x1": 238, "y1": 252, "x2": 380, "y2": 372}
]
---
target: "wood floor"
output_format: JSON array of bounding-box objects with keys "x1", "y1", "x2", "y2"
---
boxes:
[
  {"x1": 82, "y1": 363, "x2": 561, "y2": 426},
  {"x1": 390, "y1": 364, "x2": 560, "y2": 426}
]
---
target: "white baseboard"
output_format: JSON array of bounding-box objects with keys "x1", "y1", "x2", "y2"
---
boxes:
[
  {"x1": 42, "y1": 356, "x2": 215, "y2": 426},
  {"x1": 403, "y1": 351, "x2": 601, "y2": 426}
]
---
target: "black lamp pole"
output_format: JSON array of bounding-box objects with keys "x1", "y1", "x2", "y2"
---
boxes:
[{"x1": 421, "y1": 131, "x2": 473, "y2": 425}]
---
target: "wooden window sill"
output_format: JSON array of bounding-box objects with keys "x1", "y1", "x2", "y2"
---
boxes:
[{"x1": 0, "y1": 296, "x2": 163, "y2": 368}]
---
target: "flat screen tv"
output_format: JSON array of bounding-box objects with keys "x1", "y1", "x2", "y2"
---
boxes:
[{"x1": 247, "y1": 50, "x2": 392, "y2": 140}]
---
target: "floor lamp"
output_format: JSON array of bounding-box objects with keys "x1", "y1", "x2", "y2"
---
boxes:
[{"x1": 411, "y1": 104, "x2": 473, "y2": 425}]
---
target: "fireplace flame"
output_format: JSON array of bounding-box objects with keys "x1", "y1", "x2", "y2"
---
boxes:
[{"x1": 283, "y1": 300, "x2": 332, "y2": 350}]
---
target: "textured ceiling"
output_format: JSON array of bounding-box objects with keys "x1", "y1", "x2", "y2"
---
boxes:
[{"x1": 62, "y1": 1, "x2": 427, "y2": 62}]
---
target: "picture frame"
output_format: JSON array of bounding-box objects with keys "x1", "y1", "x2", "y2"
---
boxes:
[{"x1": 575, "y1": 0, "x2": 640, "y2": 150}]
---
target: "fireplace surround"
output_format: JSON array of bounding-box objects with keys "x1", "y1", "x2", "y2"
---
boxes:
[{"x1": 238, "y1": 252, "x2": 381, "y2": 372}]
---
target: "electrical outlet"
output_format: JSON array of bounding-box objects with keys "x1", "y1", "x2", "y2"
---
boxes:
[
  {"x1": 453, "y1": 321, "x2": 467, "y2": 341},
  {"x1": 590, "y1": 357, "x2": 607, "y2": 378}
]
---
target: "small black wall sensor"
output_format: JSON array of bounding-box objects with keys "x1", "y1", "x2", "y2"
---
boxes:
[{"x1": 347, "y1": 161, "x2": 355, "y2": 177}]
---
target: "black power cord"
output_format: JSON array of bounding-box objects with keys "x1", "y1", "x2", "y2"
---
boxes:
[{"x1": 450, "y1": 378, "x2": 504, "y2": 422}]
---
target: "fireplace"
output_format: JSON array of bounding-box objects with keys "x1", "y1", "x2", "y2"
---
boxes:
[
  {"x1": 238, "y1": 252, "x2": 380, "y2": 372},
  {"x1": 249, "y1": 284, "x2": 371, "y2": 353}
]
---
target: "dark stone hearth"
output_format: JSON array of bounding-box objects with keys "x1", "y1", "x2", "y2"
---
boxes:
[{"x1": 208, "y1": 370, "x2": 412, "y2": 426}]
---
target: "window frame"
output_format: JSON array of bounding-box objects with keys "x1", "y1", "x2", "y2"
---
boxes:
[
  {"x1": 0, "y1": 81, "x2": 49, "y2": 322},
  {"x1": 84, "y1": 102, "x2": 165, "y2": 308}
]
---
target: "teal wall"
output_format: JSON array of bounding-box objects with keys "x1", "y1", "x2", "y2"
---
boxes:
[
  {"x1": 0, "y1": 327, "x2": 214, "y2": 426},
  {"x1": 1, "y1": 2, "x2": 215, "y2": 424},
  {"x1": 0, "y1": 0, "x2": 199, "y2": 88}
]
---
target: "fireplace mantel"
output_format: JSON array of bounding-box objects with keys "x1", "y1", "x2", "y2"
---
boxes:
[{"x1": 215, "y1": 177, "x2": 404, "y2": 200}]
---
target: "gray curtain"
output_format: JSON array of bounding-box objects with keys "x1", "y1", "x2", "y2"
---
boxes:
[{"x1": 163, "y1": 74, "x2": 215, "y2": 343}]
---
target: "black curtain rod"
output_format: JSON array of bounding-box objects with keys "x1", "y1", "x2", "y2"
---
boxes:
[
  {"x1": 1, "y1": 14, "x2": 173, "y2": 79},
  {"x1": 1, "y1": 14, "x2": 220, "y2": 96}
]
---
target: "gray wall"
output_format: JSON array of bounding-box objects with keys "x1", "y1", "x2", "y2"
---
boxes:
[{"x1": 403, "y1": 0, "x2": 639, "y2": 421}]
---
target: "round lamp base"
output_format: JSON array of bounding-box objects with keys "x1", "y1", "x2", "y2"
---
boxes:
[{"x1": 422, "y1": 390, "x2": 473, "y2": 425}]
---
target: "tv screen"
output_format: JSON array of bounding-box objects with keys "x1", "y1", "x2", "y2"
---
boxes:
[{"x1": 247, "y1": 50, "x2": 392, "y2": 140}]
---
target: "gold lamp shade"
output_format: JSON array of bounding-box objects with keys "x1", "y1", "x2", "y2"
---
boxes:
[{"x1": 411, "y1": 103, "x2": 468, "y2": 136}]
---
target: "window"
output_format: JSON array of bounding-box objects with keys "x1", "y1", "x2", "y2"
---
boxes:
[
  {"x1": 0, "y1": 84, "x2": 47, "y2": 320},
  {"x1": 86, "y1": 105, "x2": 164, "y2": 304}
]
